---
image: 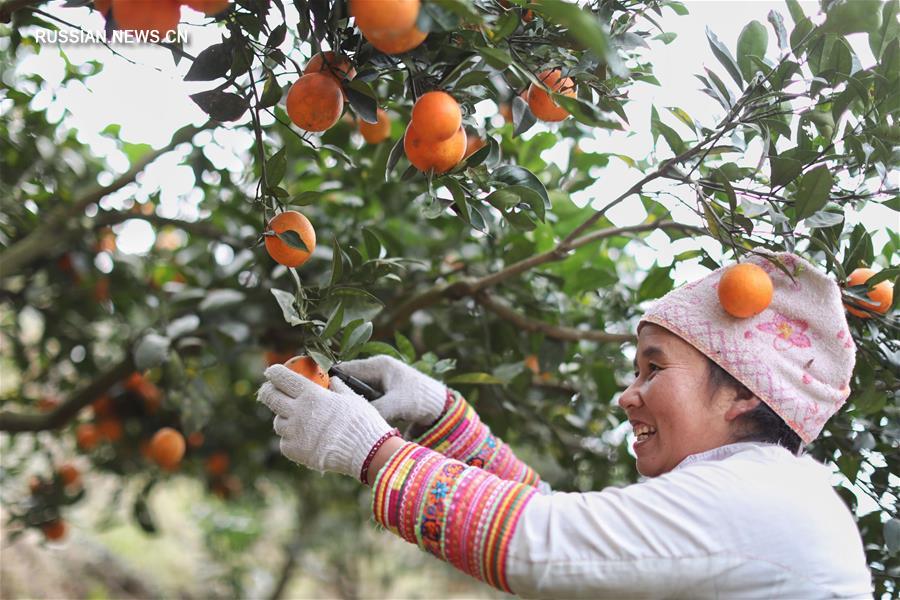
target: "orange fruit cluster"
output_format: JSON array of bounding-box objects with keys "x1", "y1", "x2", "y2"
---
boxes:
[
  {"x1": 100, "y1": 0, "x2": 231, "y2": 36},
  {"x1": 264, "y1": 210, "x2": 317, "y2": 268},
  {"x1": 717, "y1": 263, "x2": 774, "y2": 318},
  {"x1": 351, "y1": 0, "x2": 427, "y2": 55},
  {"x1": 405, "y1": 91, "x2": 465, "y2": 174},
  {"x1": 845, "y1": 267, "x2": 894, "y2": 318},
  {"x1": 527, "y1": 69, "x2": 576, "y2": 122}
]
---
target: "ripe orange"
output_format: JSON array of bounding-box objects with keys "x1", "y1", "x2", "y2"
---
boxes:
[
  {"x1": 524, "y1": 354, "x2": 539, "y2": 374},
  {"x1": 304, "y1": 51, "x2": 356, "y2": 84},
  {"x1": 359, "y1": 108, "x2": 392, "y2": 144},
  {"x1": 41, "y1": 519, "x2": 67, "y2": 541},
  {"x1": 91, "y1": 394, "x2": 114, "y2": 418},
  {"x1": 264, "y1": 211, "x2": 317, "y2": 268},
  {"x1": 76, "y1": 423, "x2": 100, "y2": 451},
  {"x1": 464, "y1": 130, "x2": 487, "y2": 158},
  {"x1": 57, "y1": 464, "x2": 81, "y2": 489},
  {"x1": 181, "y1": 0, "x2": 230, "y2": 16},
  {"x1": 265, "y1": 350, "x2": 296, "y2": 366},
  {"x1": 498, "y1": 102, "x2": 513, "y2": 123},
  {"x1": 112, "y1": 0, "x2": 181, "y2": 35},
  {"x1": 286, "y1": 73, "x2": 344, "y2": 132},
  {"x1": 97, "y1": 418, "x2": 123, "y2": 443},
  {"x1": 411, "y1": 91, "x2": 462, "y2": 142},
  {"x1": 364, "y1": 26, "x2": 427, "y2": 54},
  {"x1": 285, "y1": 355, "x2": 331, "y2": 389},
  {"x1": 351, "y1": 0, "x2": 420, "y2": 37},
  {"x1": 95, "y1": 0, "x2": 111, "y2": 15},
  {"x1": 187, "y1": 431, "x2": 205, "y2": 448},
  {"x1": 404, "y1": 123, "x2": 466, "y2": 174},
  {"x1": 205, "y1": 452, "x2": 230, "y2": 477},
  {"x1": 845, "y1": 268, "x2": 894, "y2": 318},
  {"x1": 93, "y1": 277, "x2": 110, "y2": 303},
  {"x1": 125, "y1": 372, "x2": 161, "y2": 414},
  {"x1": 149, "y1": 427, "x2": 186, "y2": 471},
  {"x1": 527, "y1": 69, "x2": 575, "y2": 122},
  {"x1": 717, "y1": 263, "x2": 774, "y2": 318}
]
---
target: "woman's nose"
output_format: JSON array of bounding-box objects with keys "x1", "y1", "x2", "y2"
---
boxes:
[{"x1": 618, "y1": 382, "x2": 642, "y2": 411}]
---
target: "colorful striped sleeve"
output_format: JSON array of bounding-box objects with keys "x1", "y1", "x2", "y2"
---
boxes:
[
  {"x1": 411, "y1": 389, "x2": 545, "y2": 489},
  {"x1": 371, "y1": 441, "x2": 538, "y2": 594}
]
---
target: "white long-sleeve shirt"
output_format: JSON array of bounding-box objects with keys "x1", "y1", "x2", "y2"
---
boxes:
[{"x1": 506, "y1": 442, "x2": 872, "y2": 599}]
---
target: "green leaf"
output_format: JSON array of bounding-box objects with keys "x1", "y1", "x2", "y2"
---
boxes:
[
  {"x1": 784, "y1": 0, "x2": 805, "y2": 25},
  {"x1": 190, "y1": 90, "x2": 249, "y2": 122},
  {"x1": 637, "y1": 266, "x2": 674, "y2": 301},
  {"x1": 344, "y1": 80, "x2": 378, "y2": 124},
  {"x1": 395, "y1": 332, "x2": 416, "y2": 362},
  {"x1": 134, "y1": 333, "x2": 170, "y2": 370},
  {"x1": 492, "y1": 165, "x2": 550, "y2": 206},
  {"x1": 553, "y1": 95, "x2": 623, "y2": 129},
  {"x1": 737, "y1": 21, "x2": 769, "y2": 81},
  {"x1": 706, "y1": 26, "x2": 744, "y2": 88},
  {"x1": 258, "y1": 71, "x2": 282, "y2": 109},
  {"x1": 770, "y1": 146, "x2": 815, "y2": 187},
  {"x1": 477, "y1": 46, "x2": 513, "y2": 68},
  {"x1": 358, "y1": 341, "x2": 405, "y2": 360},
  {"x1": 793, "y1": 165, "x2": 832, "y2": 223},
  {"x1": 768, "y1": 10, "x2": 788, "y2": 50},
  {"x1": 292, "y1": 190, "x2": 325, "y2": 206},
  {"x1": 276, "y1": 229, "x2": 310, "y2": 253},
  {"x1": 445, "y1": 372, "x2": 505, "y2": 385},
  {"x1": 321, "y1": 303, "x2": 344, "y2": 339},
  {"x1": 512, "y1": 94, "x2": 536, "y2": 137},
  {"x1": 885, "y1": 519, "x2": 900, "y2": 555},
  {"x1": 821, "y1": 0, "x2": 882, "y2": 36},
  {"x1": 266, "y1": 147, "x2": 286, "y2": 187},
  {"x1": 344, "y1": 321, "x2": 373, "y2": 354},
  {"x1": 271, "y1": 288, "x2": 302, "y2": 326},
  {"x1": 535, "y1": 1, "x2": 614, "y2": 72},
  {"x1": 804, "y1": 210, "x2": 843, "y2": 229},
  {"x1": 184, "y1": 42, "x2": 232, "y2": 81}
]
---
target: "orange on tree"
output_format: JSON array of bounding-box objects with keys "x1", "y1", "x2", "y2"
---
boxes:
[
  {"x1": 149, "y1": 427, "x2": 186, "y2": 471},
  {"x1": 125, "y1": 372, "x2": 162, "y2": 414},
  {"x1": 57, "y1": 463, "x2": 81, "y2": 489},
  {"x1": 845, "y1": 268, "x2": 894, "y2": 318},
  {"x1": 404, "y1": 123, "x2": 466, "y2": 174},
  {"x1": 265, "y1": 349, "x2": 296, "y2": 366},
  {"x1": 181, "y1": 0, "x2": 230, "y2": 16},
  {"x1": 527, "y1": 69, "x2": 576, "y2": 122},
  {"x1": 304, "y1": 51, "x2": 356, "y2": 83},
  {"x1": 206, "y1": 452, "x2": 230, "y2": 477},
  {"x1": 97, "y1": 418, "x2": 124, "y2": 442},
  {"x1": 264, "y1": 210, "x2": 317, "y2": 268},
  {"x1": 76, "y1": 423, "x2": 100, "y2": 451},
  {"x1": 524, "y1": 354, "x2": 540, "y2": 375},
  {"x1": 464, "y1": 130, "x2": 487, "y2": 158},
  {"x1": 411, "y1": 91, "x2": 462, "y2": 142},
  {"x1": 41, "y1": 519, "x2": 67, "y2": 541},
  {"x1": 364, "y1": 26, "x2": 427, "y2": 55},
  {"x1": 359, "y1": 108, "x2": 392, "y2": 144},
  {"x1": 285, "y1": 355, "x2": 331, "y2": 389},
  {"x1": 91, "y1": 394, "x2": 114, "y2": 418},
  {"x1": 94, "y1": 0, "x2": 111, "y2": 15},
  {"x1": 717, "y1": 263, "x2": 774, "y2": 318},
  {"x1": 187, "y1": 431, "x2": 205, "y2": 448},
  {"x1": 111, "y1": 0, "x2": 181, "y2": 35},
  {"x1": 351, "y1": 0, "x2": 420, "y2": 37},
  {"x1": 498, "y1": 102, "x2": 513, "y2": 123},
  {"x1": 286, "y1": 73, "x2": 344, "y2": 133}
]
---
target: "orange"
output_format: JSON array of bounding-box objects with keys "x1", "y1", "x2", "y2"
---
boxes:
[
  {"x1": 498, "y1": 102, "x2": 512, "y2": 123},
  {"x1": 76, "y1": 423, "x2": 100, "y2": 451},
  {"x1": 97, "y1": 418, "x2": 123, "y2": 442},
  {"x1": 411, "y1": 91, "x2": 461, "y2": 142},
  {"x1": 187, "y1": 431, "x2": 205, "y2": 448},
  {"x1": 286, "y1": 73, "x2": 344, "y2": 132},
  {"x1": 125, "y1": 372, "x2": 161, "y2": 414},
  {"x1": 181, "y1": 0, "x2": 230, "y2": 16},
  {"x1": 365, "y1": 27, "x2": 427, "y2": 54},
  {"x1": 717, "y1": 263, "x2": 774, "y2": 318},
  {"x1": 57, "y1": 464, "x2": 81, "y2": 489},
  {"x1": 93, "y1": 277, "x2": 110, "y2": 302},
  {"x1": 527, "y1": 69, "x2": 575, "y2": 122},
  {"x1": 95, "y1": 0, "x2": 111, "y2": 15},
  {"x1": 264, "y1": 211, "x2": 316, "y2": 268},
  {"x1": 29, "y1": 475, "x2": 44, "y2": 494},
  {"x1": 464, "y1": 130, "x2": 487, "y2": 157},
  {"x1": 845, "y1": 268, "x2": 894, "y2": 318},
  {"x1": 285, "y1": 355, "x2": 330, "y2": 389},
  {"x1": 359, "y1": 108, "x2": 392, "y2": 144},
  {"x1": 149, "y1": 427, "x2": 185, "y2": 471},
  {"x1": 265, "y1": 350, "x2": 296, "y2": 366},
  {"x1": 41, "y1": 519, "x2": 67, "y2": 541},
  {"x1": 304, "y1": 51, "x2": 356, "y2": 84},
  {"x1": 212, "y1": 474, "x2": 243, "y2": 499},
  {"x1": 351, "y1": 0, "x2": 420, "y2": 37},
  {"x1": 206, "y1": 452, "x2": 230, "y2": 477},
  {"x1": 91, "y1": 394, "x2": 114, "y2": 418},
  {"x1": 524, "y1": 354, "x2": 539, "y2": 374},
  {"x1": 112, "y1": 0, "x2": 181, "y2": 35},
  {"x1": 404, "y1": 123, "x2": 466, "y2": 174},
  {"x1": 96, "y1": 228, "x2": 116, "y2": 253}
]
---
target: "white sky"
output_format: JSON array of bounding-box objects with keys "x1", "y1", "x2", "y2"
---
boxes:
[{"x1": 9, "y1": 0, "x2": 894, "y2": 278}]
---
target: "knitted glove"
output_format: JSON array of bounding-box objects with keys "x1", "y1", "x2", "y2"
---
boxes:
[
  {"x1": 335, "y1": 355, "x2": 447, "y2": 426},
  {"x1": 257, "y1": 364, "x2": 396, "y2": 481}
]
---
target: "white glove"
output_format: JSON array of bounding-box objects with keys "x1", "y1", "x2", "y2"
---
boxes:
[
  {"x1": 257, "y1": 364, "x2": 395, "y2": 480},
  {"x1": 336, "y1": 355, "x2": 447, "y2": 426}
]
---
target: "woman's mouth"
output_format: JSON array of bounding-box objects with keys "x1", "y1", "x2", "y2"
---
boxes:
[{"x1": 633, "y1": 423, "x2": 657, "y2": 447}]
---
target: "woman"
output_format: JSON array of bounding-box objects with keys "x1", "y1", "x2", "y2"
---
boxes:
[{"x1": 258, "y1": 252, "x2": 872, "y2": 598}]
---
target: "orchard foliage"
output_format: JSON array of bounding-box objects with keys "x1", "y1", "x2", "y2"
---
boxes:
[{"x1": 0, "y1": 0, "x2": 898, "y2": 596}]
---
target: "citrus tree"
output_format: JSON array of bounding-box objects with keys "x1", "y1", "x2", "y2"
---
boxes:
[{"x1": 0, "y1": 0, "x2": 897, "y2": 597}]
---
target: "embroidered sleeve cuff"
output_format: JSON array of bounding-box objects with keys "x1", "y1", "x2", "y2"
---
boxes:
[
  {"x1": 372, "y1": 441, "x2": 537, "y2": 594},
  {"x1": 410, "y1": 389, "x2": 544, "y2": 489}
]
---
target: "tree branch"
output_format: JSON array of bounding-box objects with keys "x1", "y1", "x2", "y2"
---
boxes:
[
  {"x1": 0, "y1": 354, "x2": 134, "y2": 433},
  {"x1": 0, "y1": 0, "x2": 44, "y2": 23},
  {"x1": 0, "y1": 124, "x2": 208, "y2": 280},
  {"x1": 475, "y1": 291, "x2": 635, "y2": 344}
]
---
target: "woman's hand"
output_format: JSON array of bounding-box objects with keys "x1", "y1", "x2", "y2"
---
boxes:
[
  {"x1": 257, "y1": 364, "x2": 396, "y2": 481},
  {"x1": 335, "y1": 355, "x2": 447, "y2": 426}
]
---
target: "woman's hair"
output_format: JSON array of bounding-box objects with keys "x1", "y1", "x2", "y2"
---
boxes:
[{"x1": 706, "y1": 358, "x2": 803, "y2": 454}]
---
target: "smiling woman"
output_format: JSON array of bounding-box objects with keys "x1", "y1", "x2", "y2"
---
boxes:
[{"x1": 259, "y1": 250, "x2": 872, "y2": 598}]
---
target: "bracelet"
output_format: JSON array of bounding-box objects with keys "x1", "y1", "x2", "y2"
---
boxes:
[{"x1": 360, "y1": 428, "x2": 401, "y2": 484}]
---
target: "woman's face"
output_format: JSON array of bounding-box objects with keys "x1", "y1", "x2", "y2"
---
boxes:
[{"x1": 618, "y1": 324, "x2": 743, "y2": 477}]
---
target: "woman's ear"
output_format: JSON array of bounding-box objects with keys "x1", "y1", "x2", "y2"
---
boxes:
[{"x1": 724, "y1": 396, "x2": 760, "y2": 422}]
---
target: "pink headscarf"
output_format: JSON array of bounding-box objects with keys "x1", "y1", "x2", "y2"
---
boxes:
[{"x1": 640, "y1": 252, "x2": 856, "y2": 444}]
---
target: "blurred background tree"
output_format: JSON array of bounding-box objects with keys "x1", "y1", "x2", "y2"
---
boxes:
[{"x1": 0, "y1": 0, "x2": 897, "y2": 597}]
